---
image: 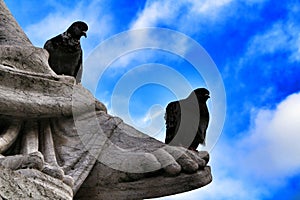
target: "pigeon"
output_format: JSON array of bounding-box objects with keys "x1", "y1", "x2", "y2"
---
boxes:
[
  {"x1": 44, "y1": 21, "x2": 88, "y2": 83},
  {"x1": 165, "y1": 88, "x2": 210, "y2": 151}
]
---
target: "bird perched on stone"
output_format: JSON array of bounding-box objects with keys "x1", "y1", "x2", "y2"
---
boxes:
[
  {"x1": 44, "y1": 21, "x2": 88, "y2": 83},
  {"x1": 165, "y1": 88, "x2": 210, "y2": 151}
]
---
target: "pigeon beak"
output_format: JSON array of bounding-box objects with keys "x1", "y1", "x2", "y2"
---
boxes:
[
  {"x1": 206, "y1": 94, "x2": 210, "y2": 98},
  {"x1": 82, "y1": 31, "x2": 87, "y2": 38}
]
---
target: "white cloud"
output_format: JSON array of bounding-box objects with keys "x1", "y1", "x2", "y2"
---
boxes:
[
  {"x1": 230, "y1": 5, "x2": 300, "y2": 79},
  {"x1": 131, "y1": 1, "x2": 178, "y2": 28},
  {"x1": 247, "y1": 23, "x2": 289, "y2": 55},
  {"x1": 130, "y1": 0, "x2": 234, "y2": 32},
  {"x1": 245, "y1": 13, "x2": 300, "y2": 63},
  {"x1": 238, "y1": 92, "x2": 300, "y2": 179},
  {"x1": 186, "y1": 0, "x2": 232, "y2": 15},
  {"x1": 188, "y1": 175, "x2": 263, "y2": 200},
  {"x1": 247, "y1": 22, "x2": 300, "y2": 60}
]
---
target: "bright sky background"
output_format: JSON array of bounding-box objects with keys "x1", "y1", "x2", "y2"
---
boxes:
[{"x1": 5, "y1": 0, "x2": 300, "y2": 199}]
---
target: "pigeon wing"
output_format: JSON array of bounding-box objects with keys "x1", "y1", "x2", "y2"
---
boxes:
[
  {"x1": 198, "y1": 104, "x2": 209, "y2": 145},
  {"x1": 165, "y1": 101, "x2": 181, "y2": 144},
  {"x1": 44, "y1": 34, "x2": 62, "y2": 50},
  {"x1": 74, "y1": 49, "x2": 83, "y2": 83}
]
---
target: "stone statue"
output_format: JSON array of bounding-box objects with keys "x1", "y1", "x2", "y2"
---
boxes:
[{"x1": 0, "y1": 1, "x2": 212, "y2": 199}]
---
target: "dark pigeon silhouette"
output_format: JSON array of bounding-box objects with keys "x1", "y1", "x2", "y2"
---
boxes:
[
  {"x1": 44, "y1": 21, "x2": 88, "y2": 83},
  {"x1": 165, "y1": 88, "x2": 210, "y2": 151}
]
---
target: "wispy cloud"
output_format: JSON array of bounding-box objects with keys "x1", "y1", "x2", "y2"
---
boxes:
[
  {"x1": 222, "y1": 92, "x2": 300, "y2": 198},
  {"x1": 237, "y1": 1, "x2": 300, "y2": 64},
  {"x1": 130, "y1": 0, "x2": 234, "y2": 32},
  {"x1": 246, "y1": 20, "x2": 300, "y2": 63},
  {"x1": 186, "y1": 0, "x2": 232, "y2": 15},
  {"x1": 238, "y1": 92, "x2": 300, "y2": 179},
  {"x1": 24, "y1": 0, "x2": 114, "y2": 53},
  {"x1": 131, "y1": 0, "x2": 178, "y2": 28}
]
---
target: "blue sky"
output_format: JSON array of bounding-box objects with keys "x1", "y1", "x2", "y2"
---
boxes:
[{"x1": 4, "y1": 0, "x2": 300, "y2": 199}]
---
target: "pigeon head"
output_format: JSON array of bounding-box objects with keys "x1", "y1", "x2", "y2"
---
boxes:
[
  {"x1": 194, "y1": 88, "x2": 210, "y2": 102},
  {"x1": 67, "y1": 21, "x2": 88, "y2": 40}
]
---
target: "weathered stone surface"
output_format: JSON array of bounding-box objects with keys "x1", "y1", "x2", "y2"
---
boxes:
[
  {"x1": 0, "y1": 63, "x2": 97, "y2": 118},
  {"x1": 0, "y1": 166, "x2": 73, "y2": 200},
  {"x1": 74, "y1": 148, "x2": 212, "y2": 200},
  {"x1": 0, "y1": 152, "x2": 44, "y2": 171},
  {"x1": 75, "y1": 164, "x2": 212, "y2": 200},
  {"x1": 0, "y1": 1, "x2": 32, "y2": 46}
]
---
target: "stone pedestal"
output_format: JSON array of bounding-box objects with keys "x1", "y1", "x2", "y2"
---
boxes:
[{"x1": 75, "y1": 166, "x2": 212, "y2": 200}]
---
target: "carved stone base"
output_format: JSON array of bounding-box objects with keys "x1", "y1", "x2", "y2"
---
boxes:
[
  {"x1": 75, "y1": 164, "x2": 212, "y2": 200},
  {"x1": 0, "y1": 166, "x2": 73, "y2": 200}
]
